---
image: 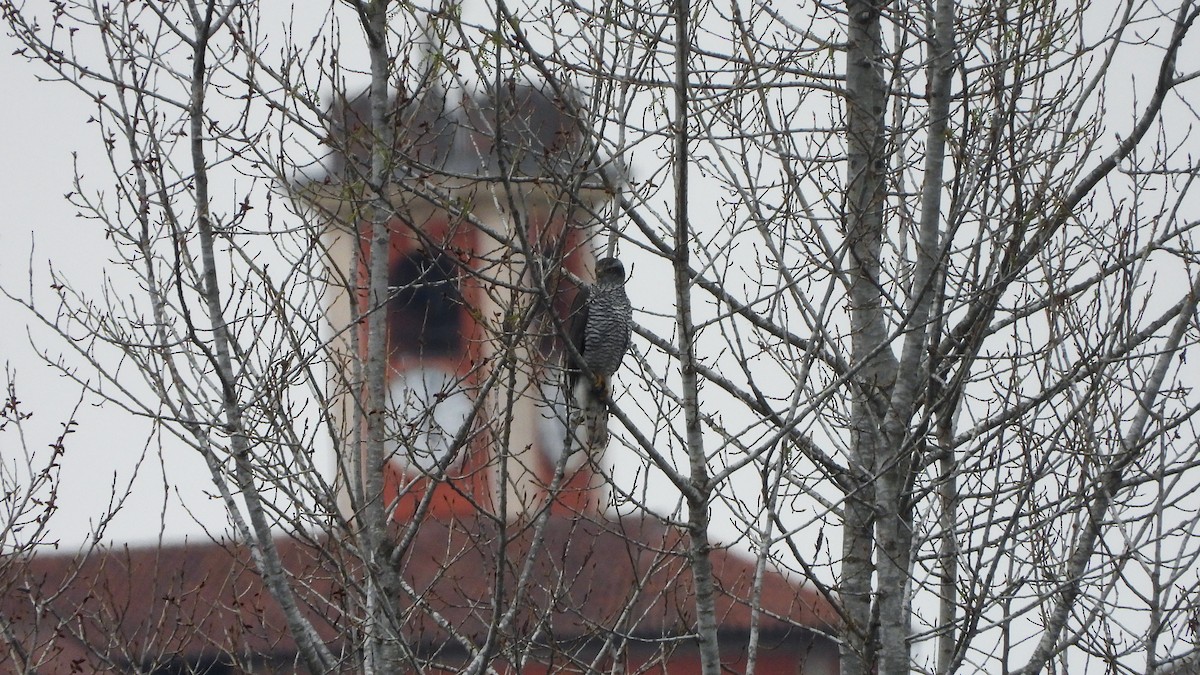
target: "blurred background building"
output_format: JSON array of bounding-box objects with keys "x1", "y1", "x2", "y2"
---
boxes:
[
  {"x1": 3, "y1": 82, "x2": 840, "y2": 674},
  {"x1": 308, "y1": 83, "x2": 611, "y2": 522}
]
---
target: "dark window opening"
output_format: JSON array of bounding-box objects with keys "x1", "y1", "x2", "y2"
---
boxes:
[{"x1": 388, "y1": 249, "x2": 464, "y2": 357}]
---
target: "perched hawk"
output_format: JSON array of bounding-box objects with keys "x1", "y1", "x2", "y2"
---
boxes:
[{"x1": 565, "y1": 257, "x2": 633, "y2": 451}]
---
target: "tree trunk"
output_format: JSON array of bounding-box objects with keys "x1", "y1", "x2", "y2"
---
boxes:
[{"x1": 842, "y1": 0, "x2": 897, "y2": 672}]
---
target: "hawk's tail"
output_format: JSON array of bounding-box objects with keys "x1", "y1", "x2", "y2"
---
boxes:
[{"x1": 569, "y1": 377, "x2": 610, "y2": 453}]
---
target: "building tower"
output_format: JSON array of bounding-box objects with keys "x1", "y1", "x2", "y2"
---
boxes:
[{"x1": 307, "y1": 83, "x2": 613, "y2": 523}]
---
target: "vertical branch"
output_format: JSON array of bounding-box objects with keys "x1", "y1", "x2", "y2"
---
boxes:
[
  {"x1": 875, "y1": 0, "x2": 955, "y2": 672},
  {"x1": 934, "y1": 431, "x2": 958, "y2": 674},
  {"x1": 841, "y1": 0, "x2": 897, "y2": 672},
  {"x1": 746, "y1": 442, "x2": 788, "y2": 675},
  {"x1": 672, "y1": 0, "x2": 720, "y2": 672},
  {"x1": 357, "y1": 0, "x2": 405, "y2": 670},
  {"x1": 924, "y1": 5, "x2": 960, "y2": 672},
  {"x1": 360, "y1": 0, "x2": 394, "y2": 542},
  {"x1": 184, "y1": 2, "x2": 333, "y2": 672}
]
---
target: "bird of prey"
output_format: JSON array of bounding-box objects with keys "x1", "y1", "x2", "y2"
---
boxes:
[{"x1": 565, "y1": 256, "x2": 633, "y2": 452}]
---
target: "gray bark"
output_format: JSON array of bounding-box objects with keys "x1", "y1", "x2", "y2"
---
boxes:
[
  {"x1": 357, "y1": 1, "x2": 407, "y2": 670},
  {"x1": 673, "y1": 0, "x2": 720, "y2": 672},
  {"x1": 874, "y1": 0, "x2": 955, "y2": 672},
  {"x1": 186, "y1": 4, "x2": 334, "y2": 673},
  {"x1": 842, "y1": 0, "x2": 897, "y2": 672}
]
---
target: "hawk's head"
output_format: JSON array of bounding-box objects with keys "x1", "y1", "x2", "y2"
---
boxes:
[{"x1": 595, "y1": 257, "x2": 626, "y2": 285}]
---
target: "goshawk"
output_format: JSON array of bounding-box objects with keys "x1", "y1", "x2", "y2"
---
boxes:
[{"x1": 565, "y1": 257, "x2": 633, "y2": 451}]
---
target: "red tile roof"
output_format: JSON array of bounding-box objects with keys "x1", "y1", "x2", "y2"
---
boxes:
[{"x1": 3, "y1": 515, "x2": 838, "y2": 673}]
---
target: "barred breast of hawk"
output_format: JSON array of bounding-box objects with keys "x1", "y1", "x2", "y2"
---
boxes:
[{"x1": 565, "y1": 257, "x2": 632, "y2": 452}]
